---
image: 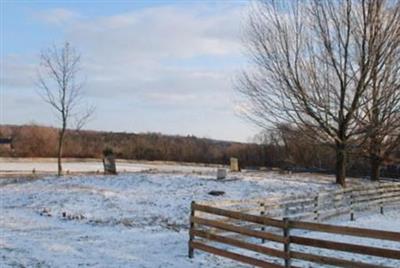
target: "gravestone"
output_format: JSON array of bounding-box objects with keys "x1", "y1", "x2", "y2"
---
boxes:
[
  {"x1": 230, "y1": 157, "x2": 240, "y2": 172},
  {"x1": 217, "y1": 168, "x2": 227, "y2": 180},
  {"x1": 102, "y1": 148, "x2": 117, "y2": 174}
]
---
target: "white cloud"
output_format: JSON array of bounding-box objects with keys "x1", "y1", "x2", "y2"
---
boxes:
[
  {"x1": 35, "y1": 8, "x2": 80, "y2": 25},
  {"x1": 145, "y1": 92, "x2": 196, "y2": 104},
  {"x1": 1, "y1": 54, "x2": 37, "y2": 89},
  {"x1": 61, "y1": 5, "x2": 248, "y2": 105},
  {"x1": 67, "y1": 5, "x2": 244, "y2": 62}
]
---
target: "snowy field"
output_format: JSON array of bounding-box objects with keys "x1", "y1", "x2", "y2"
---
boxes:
[
  {"x1": 0, "y1": 161, "x2": 399, "y2": 267},
  {"x1": 0, "y1": 158, "x2": 219, "y2": 175}
]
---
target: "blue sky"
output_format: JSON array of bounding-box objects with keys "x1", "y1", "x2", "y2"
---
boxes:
[{"x1": 1, "y1": 0, "x2": 258, "y2": 142}]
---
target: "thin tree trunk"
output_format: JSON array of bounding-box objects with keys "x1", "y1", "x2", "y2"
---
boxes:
[
  {"x1": 335, "y1": 143, "x2": 346, "y2": 187},
  {"x1": 57, "y1": 129, "x2": 65, "y2": 176}
]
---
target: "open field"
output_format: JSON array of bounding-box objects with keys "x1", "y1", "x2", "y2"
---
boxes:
[
  {"x1": 0, "y1": 157, "x2": 220, "y2": 176},
  {"x1": 0, "y1": 160, "x2": 399, "y2": 267}
]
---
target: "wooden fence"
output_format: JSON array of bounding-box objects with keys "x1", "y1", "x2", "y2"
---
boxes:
[
  {"x1": 188, "y1": 202, "x2": 400, "y2": 268},
  {"x1": 199, "y1": 182, "x2": 400, "y2": 223}
]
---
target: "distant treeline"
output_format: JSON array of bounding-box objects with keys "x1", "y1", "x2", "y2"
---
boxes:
[
  {"x1": 1, "y1": 124, "x2": 398, "y2": 178},
  {"x1": 0, "y1": 125, "x2": 271, "y2": 167}
]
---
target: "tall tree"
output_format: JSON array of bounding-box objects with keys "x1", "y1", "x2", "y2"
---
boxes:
[
  {"x1": 37, "y1": 42, "x2": 93, "y2": 176},
  {"x1": 238, "y1": 0, "x2": 391, "y2": 186},
  {"x1": 357, "y1": 1, "x2": 400, "y2": 180}
]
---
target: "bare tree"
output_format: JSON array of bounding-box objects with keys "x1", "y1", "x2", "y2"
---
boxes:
[
  {"x1": 356, "y1": 2, "x2": 400, "y2": 180},
  {"x1": 238, "y1": 0, "x2": 394, "y2": 186},
  {"x1": 37, "y1": 42, "x2": 93, "y2": 176}
]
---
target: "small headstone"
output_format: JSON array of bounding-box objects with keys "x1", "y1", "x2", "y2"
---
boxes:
[
  {"x1": 102, "y1": 148, "x2": 117, "y2": 174},
  {"x1": 217, "y1": 168, "x2": 227, "y2": 180},
  {"x1": 230, "y1": 157, "x2": 240, "y2": 172}
]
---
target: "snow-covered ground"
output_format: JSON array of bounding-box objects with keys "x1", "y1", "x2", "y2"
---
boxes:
[
  {"x1": 0, "y1": 157, "x2": 218, "y2": 175},
  {"x1": 290, "y1": 209, "x2": 400, "y2": 267},
  {"x1": 0, "y1": 165, "x2": 399, "y2": 267}
]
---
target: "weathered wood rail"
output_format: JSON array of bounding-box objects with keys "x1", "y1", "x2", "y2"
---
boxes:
[
  {"x1": 188, "y1": 202, "x2": 400, "y2": 268},
  {"x1": 199, "y1": 182, "x2": 400, "y2": 223}
]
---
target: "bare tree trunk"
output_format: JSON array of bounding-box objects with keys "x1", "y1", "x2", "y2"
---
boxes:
[
  {"x1": 370, "y1": 156, "x2": 381, "y2": 181},
  {"x1": 368, "y1": 66, "x2": 382, "y2": 181},
  {"x1": 335, "y1": 142, "x2": 346, "y2": 187},
  {"x1": 370, "y1": 136, "x2": 382, "y2": 181},
  {"x1": 57, "y1": 128, "x2": 65, "y2": 176}
]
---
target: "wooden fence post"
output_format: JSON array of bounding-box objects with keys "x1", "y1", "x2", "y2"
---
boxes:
[
  {"x1": 188, "y1": 201, "x2": 195, "y2": 258},
  {"x1": 313, "y1": 194, "x2": 319, "y2": 222},
  {"x1": 260, "y1": 202, "x2": 265, "y2": 243},
  {"x1": 350, "y1": 189, "x2": 355, "y2": 221},
  {"x1": 283, "y1": 217, "x2": 291, "y2": 268},
  {"x1": 284, "y1": 203, "x2": 289, "y2": 218},
  {"x1": 379, "y1": 185, "x2": 384, "y2": 215}
]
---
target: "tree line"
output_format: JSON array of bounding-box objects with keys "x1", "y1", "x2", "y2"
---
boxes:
[
  {"x1": 0, "y1": 124, "x2": 267, "y2": 167},
  {"x1": 1, "y1": 124, "x2": 398, "y2": 178}
]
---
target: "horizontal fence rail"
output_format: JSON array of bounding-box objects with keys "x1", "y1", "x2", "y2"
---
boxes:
[
  {"x1": 188, "y1": 202, "x2": 400, "y2": 268},
  {"x1": 198, "y1": 182, "x2": 400, "y2": 223}
]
